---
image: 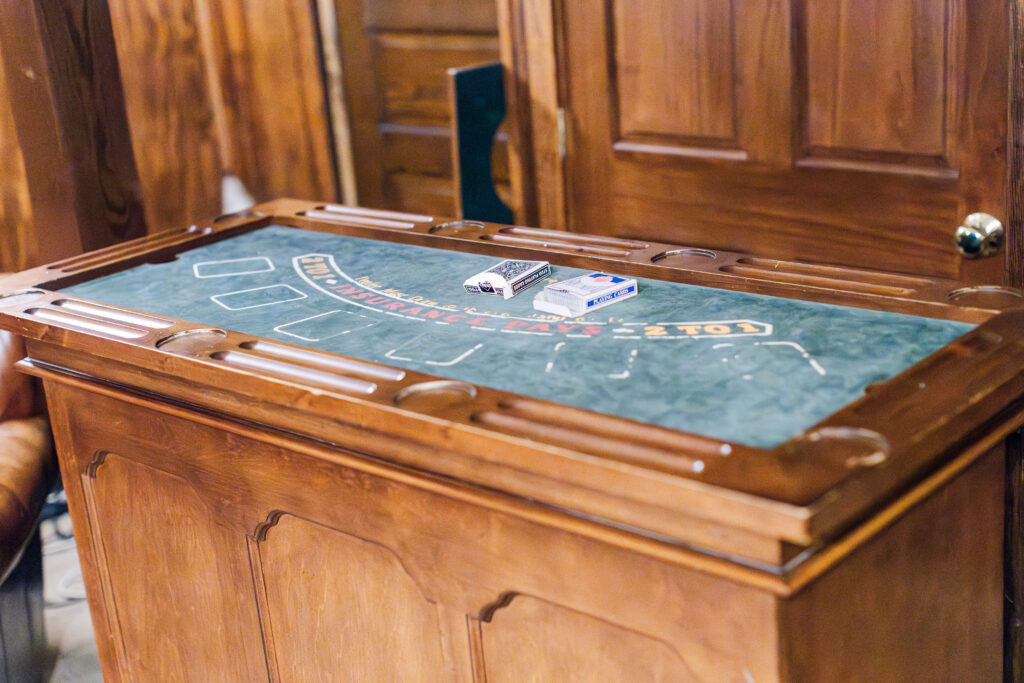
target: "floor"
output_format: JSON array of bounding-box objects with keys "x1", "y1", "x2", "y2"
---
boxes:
[{"x1": 42, "y1": 511, "x2": 101, "y2": 682}]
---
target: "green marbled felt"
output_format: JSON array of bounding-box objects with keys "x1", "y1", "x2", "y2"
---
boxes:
[{"x1": 63, "y1": 225, "x2": 973, "y2": 448}]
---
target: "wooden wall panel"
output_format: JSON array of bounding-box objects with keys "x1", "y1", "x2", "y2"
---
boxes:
[
  {"x1": 0, "y1": 1, "x2": 148, "y2": 264},
  {"x1": 612, "y1": 0, "x2": 736, "y2": 144},
  {"x1": 376, "y1": 33, "x2": 500, "y2": 127},
  {"x1": 258, "y1": 514, "x2": 448, "y2": 679},
  {"x1": 802, "y1": 0, "x2": 952, "y2": 165},
  {"x1": 197, "y1": 0, "x2": 336, "y2": 204},
  {"x1": 106, "y1": 0, "x2": 223, "y2": 234},
  {"x1": 0, "y1": 46, "x2": 35, "y2": 273},
  {"x1": 545, "y1": 0, "x2": 1009, "y2": 283},
  {"x1": 365, "y1": 1, "x2": 497, "y2": 33},
  {"x1": 2, "y1": 0, "x2": 336, "y2": 246},
  {"x1": 333, "y1": 0, "x2": 504, "y2": 216}
]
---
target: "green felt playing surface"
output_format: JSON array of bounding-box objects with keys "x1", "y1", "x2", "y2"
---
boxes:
[{"x1": 63, "y1": 225, "x2": 973, "y2": 448}]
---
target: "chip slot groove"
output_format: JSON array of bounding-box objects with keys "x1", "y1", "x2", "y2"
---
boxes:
[
  {"x1": 474, "y1": 410, "x2": 708, "y2": 476},
  {"x1": 302, "y1": 210, "x2": 417, "y2": 230},
  {"x1": 480, "y1": 234, "x2": 631, "y2": 257},
  {"x1": 51, "y1": 299, "x2": 175, "y2": 329},
  {"x1": 238, "y1": 340, "x2": 405, "y2": 382},
  {"x1": 211, "y1": 350, "x2": 378, "y2": 395},
  {"x1": 498, "y1": 398, "x2": 732, "y2": 458},
  {"x1": 720, "y1": 265, "x2": 913, "y2": 296},
  {"x1": 497, "y1": 227, "x2": 649, "y2": 249},
  {"x1": 24, "y1": 308, "x2": 150, "y2": 339}
]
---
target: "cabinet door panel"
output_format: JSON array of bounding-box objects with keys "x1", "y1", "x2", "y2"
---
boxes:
[
  {"x1": 258, "y1": 514, "x2": 448, "y2": 681},
  {"x1": 84, "y1": 453, "x2": 268, "y2": 682},
  {"x1": 481, "y1": 595, "x2": 701, "y2": 682}
]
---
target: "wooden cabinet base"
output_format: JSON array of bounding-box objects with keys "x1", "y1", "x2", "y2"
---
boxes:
[{"x1": 43, "y1": 373, "x2": 1002, "y2": 681}]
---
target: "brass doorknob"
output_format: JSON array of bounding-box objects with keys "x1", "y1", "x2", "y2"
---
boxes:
[{"x1": 955, "y1": 213, "x2": 1004, "y2": 258}]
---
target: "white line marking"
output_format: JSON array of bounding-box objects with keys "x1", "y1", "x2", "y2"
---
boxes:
[
  {"x1": 193, "y1": 256, "x2": 274, "y2": 278},
  {"x1": 273, "y1": 310, "x2": 339, "y2": 341},
  {"x1": 385, "y1": 342, "x2": 484, "y2": 366},
  {"x1": 210, "y1": 284, "x2": 306, "y2": 310},
  {"x1": 755, "y1": 341, "x2": 827, "y2": 376},
  {"x1": 273, "y1": 310, "x2": 377, "y2": 342},
  {"x1": 544, "y1": 341, "x2": 567, "y2": 373},
  {"x1": 608, "y1": 348, "x2": 639, "y2": 379},
  {"x1": 500, "y1": 329, "x2": 553, "y2": 336}
]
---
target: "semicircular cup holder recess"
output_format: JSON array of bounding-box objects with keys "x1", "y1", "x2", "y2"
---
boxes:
[{"x1": 156, "y1": 328, "x2": 228, "y2": 355}]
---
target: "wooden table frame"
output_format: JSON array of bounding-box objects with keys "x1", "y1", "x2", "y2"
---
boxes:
[{"x1": 1, "y1": 199, "x2": 1023, "y2": 680}]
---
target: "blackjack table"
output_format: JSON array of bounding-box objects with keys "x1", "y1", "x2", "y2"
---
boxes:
[{"x1": 2, "y1": 199, "x2": 1023, "y2": 681}]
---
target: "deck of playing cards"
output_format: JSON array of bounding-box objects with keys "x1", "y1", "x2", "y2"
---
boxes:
[
  {"x1": 463, "y1": 259, "x2": 550, "y2": 299},
  {"x1": 533, "y1": 272, "x2": 638, "y2": 317}
]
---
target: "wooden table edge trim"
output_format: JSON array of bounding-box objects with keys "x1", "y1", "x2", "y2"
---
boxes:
[
  {"x1": 20, "y1": 357, "x2": 794, "y2": 594},
  {"x1": 22, "y1": 357, "x2": 1015, "y2": 600},
  {"x1": 784, "y1": 407, "x2": 1024, "y2": 592},
  {"x1": 5, "y1": 298, "x2": 1021, "y2": 546}
]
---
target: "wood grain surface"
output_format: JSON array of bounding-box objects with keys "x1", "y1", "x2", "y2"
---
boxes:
[
  {"x1": 195, "y1": 0, "x2": 336, "y2": 204},
  {"x1": 0, "y1": 202, "x2": 1016, "y2": 679},
  {"x1": 502, "y1": 0, "x2": 1017, "y2": 286},
  {"x1": 332, "y1": 0, "x2": 505, "y2": 216},
  {"x1": 35, "y1": 338, "x2": 1009, "y2": 681},
  {"x1": 1008, "y1": 1, "x2": 1024, "y2": 288},
  {"x1": 106, "y1": 0, "x2": 222, "y2": 233},
  {"x1": 1007, "y1": 428, "x2": 1024, "y2": 680},
  {"x1": 0, "y1": 0, "x2": 148, "y2": 263},
  {"x1": 0, "y1": 47, "x2": 35, "y2": 273},
  {"x1": 0, "y1": 0, "x2": 337, "y2": 252}
]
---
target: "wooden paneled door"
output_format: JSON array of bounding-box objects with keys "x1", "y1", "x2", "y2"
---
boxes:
[
  {"x1": 333, "y1": 0, "x2": 509, "y2": 216},
  {"x1": 504, "y1": 0, "x2": 1018, "y2": 285}
]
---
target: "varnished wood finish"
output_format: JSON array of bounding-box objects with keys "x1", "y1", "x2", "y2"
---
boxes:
[
  {"x1": 1009, "y1": 2, "x2": 1024, "y2": 289},
  {"x1": 0, "y1": 0, "x2": 148, "y2": 262},
  {"x1": 33, "y1": 356, "x2": 1010, "y2": 681},
  {"x1": 333, "y1": 0, "x2": 508, "y2": 216},
  {"x1": 3, "y1": 201, "x2": 1023, "y2": 680},
  {"x1": 259, "y1": 515, "x2": 449, "y2": 679},
  {"x1": 85, "y1": 453, "x2": 266, "y2": 680},
  {"x1": 780, "y1": 447, "x2": 1003, "y2": 681},
  {"x1": 501, "y1": 0, "x2": 1017, "y2": 286},
  {"x1": 1, "y1": 0, "x2": 337, "y2": 244},
  {"x1": 105, "y1": 0, "x2": 222, "y2": 232},
  {"x1": 194, "y1": 0, "x2": 336, "y2": 205},
  {"x1": 106, "y1": 0, "x2": 337, "y2": 232},
  {"x1": 1008, "y1": 428, "x2": 1024, "y2": 679},
  {"x1": 496, "y1": 0, "x2": 562, "y2": 228},
  {"x1": 0, "y1": 53, "x2": 36, "y2": 273}
]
